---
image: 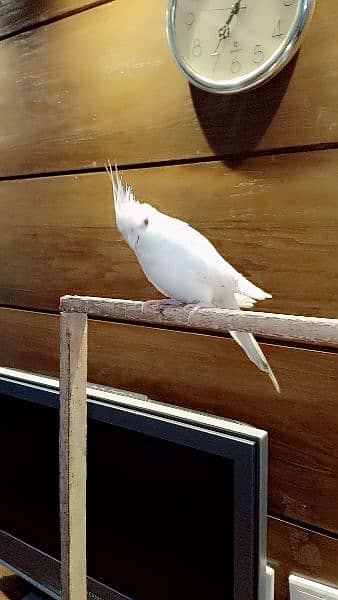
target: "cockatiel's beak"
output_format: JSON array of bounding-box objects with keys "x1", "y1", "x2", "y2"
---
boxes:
[{"x1": 125, "y1": 231, "x2": 139, "y2": 250}]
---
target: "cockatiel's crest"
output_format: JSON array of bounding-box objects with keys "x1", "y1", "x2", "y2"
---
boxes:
[
  {"x1": 105, "y1": 160, "x2": 280, "y2": 393},
  {"x1": 105, "y1": 159, "x2": 139, "y2": 212},
  {"x1": 105, "y1": 160, "x2": 153, "y2": 250}
]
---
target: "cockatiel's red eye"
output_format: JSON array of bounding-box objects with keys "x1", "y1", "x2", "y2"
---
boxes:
[{"x1": 144, "y1": 218, "x2": 149, "y2": 226}]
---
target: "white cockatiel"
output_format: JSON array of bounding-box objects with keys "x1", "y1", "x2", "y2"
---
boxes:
[{"x1": 105, "y1": 162, "x2": 280, "y2": 393}]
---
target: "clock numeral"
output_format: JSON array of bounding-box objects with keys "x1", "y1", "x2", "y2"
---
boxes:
[
  {"x1": 231, "y1": 58, "x2": 241, "y2": 74},
  {"x1": 253, "y1": 44, "x2": 264, "y2": 64},
  {"x1": 185, "y1": 12, "x2": 195, "y2": 28},
  {"x1": 230, "y1": 41, "x2": 242, "y2": 54},
  {"x1": 282, "y1": 0, "x2": 295, "y2": 5},
  {"x1": 272, "y1": 19, "x2": 284, "y2": 37},
  {"x1": 192, "y1": 38, "x2": 202, "y2": 57}
]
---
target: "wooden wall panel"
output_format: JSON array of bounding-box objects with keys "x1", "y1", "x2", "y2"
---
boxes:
[
  {"x1": 268, "y1": 517, "x2": 338, "y2": 599},
  {"x1": 0, "y1": 307, "x2": 337, "y2": 535},
  {"x1": 0, "y1": 153, "x2": 337, "y2": 318},
  {"x1": 0, "y1": 0, "x2": 338, "y2": 175},
  {"x1": 0, "y1": 1, "x2": 110, "y2": 37}
]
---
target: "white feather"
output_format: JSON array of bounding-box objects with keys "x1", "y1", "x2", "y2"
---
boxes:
[
  {"x1": 106, "y1": 163, "x2": 280, "y2": 393},
  {"x1": 105, "y1": 159, "x2": 138, "y2": 214},
  {"x1": 230, "y1": 331, "x2": 280, "y2": 393},
  {"x1": 234, "y1": 293, "x2": 257, "y2": 309}
]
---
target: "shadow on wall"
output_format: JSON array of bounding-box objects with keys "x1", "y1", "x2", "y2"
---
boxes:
[{"x1": 190, "y1": 54, "x2": 298, "y2": 164}]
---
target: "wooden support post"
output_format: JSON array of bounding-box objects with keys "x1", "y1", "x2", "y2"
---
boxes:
[{"x1": 59, "y1": 311, "x2": 88, "y2": 600}]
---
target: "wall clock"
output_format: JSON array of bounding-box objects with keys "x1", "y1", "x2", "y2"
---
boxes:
[{"x1": 167, "y1": 0, "x2": 316, "y2": 94}]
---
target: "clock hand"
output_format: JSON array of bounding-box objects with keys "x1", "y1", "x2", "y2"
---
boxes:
[{"x1": 211, "y1": 0, "x2": 243, "y2": 56}]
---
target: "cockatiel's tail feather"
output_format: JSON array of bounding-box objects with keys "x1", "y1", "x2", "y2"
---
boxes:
[
  {"x1": 234, "y1": 293, "x2": 257, "y2": 309},
  {"x1": 217, "y1": 288, "x2": 280, "y2": 392},
  {"x1": 236, "y1": 274, "x2": 272, "y2": 301},
  {"x1": 230, "y1": 331, "x2": 280, "y2": 393}
]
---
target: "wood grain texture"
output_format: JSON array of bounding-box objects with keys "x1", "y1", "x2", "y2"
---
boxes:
[
  {"x1": 60, "y1": 296, "x2": 338, "y2": 347},
  {"x1": 59, "y1": 313, "x2": 87, "y2": 600},
  {"x1": 0, "y1": 154, "x2": 337, "y2": 317},
  {"x1": 0, "y1": 0, "x2": 338, "y2": 175},
  {"x1": 268, "y1": 517, "x2": 338, "y2": 599},
  {"x1": 0, "y1": 0, "x2": 110, "y2": 37},
  {"x1": 0, "y1": 307, "x2": 337, "y2": 534}
]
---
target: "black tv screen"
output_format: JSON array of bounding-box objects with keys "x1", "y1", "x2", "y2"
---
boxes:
[{"x1": 0, "y1": 369, "x2": 268, "y2": 600}]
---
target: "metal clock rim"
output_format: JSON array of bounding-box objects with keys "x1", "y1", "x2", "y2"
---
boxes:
[{"x1": 166, "y1": 0, "x2": 316, "y2": 95}]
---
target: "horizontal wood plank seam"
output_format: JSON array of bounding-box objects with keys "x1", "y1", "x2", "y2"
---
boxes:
[
  {"x1": 268, "y1": 512, "x2": 338, "y2": 541},
  {"x1": 0, "y1": 0, "x2": 113, "y2": 43},
  {"x1": 60, "y1": 296, "x2": 338, "y2": 347},
  {"x1": 2, "y1": 142, "x2": 338, "y2": 182}
]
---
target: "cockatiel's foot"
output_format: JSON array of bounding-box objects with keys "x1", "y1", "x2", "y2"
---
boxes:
[
  {"x1": 142, "y1": 298, "x2": 184, "y2": 315},
  {"x1": 185, "y1": 302, "x2": 215, "y2": 324}
]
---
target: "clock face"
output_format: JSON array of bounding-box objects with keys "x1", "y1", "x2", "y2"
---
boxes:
[{"x1": 167, "y1": 0, "x2": 315, "y2": 93}]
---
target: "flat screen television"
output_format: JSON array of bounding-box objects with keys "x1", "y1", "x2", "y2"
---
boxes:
[{"x1": 0, "y1": 367, "x2": 268, "y2": 600}]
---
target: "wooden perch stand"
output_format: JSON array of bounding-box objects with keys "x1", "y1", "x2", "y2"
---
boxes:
[
  {"x1": 60, "y1": 295, "x2": 338, "y2": 346},
  {"x1": 59, "y1": 295, "x2": 338, "y2": 600}
]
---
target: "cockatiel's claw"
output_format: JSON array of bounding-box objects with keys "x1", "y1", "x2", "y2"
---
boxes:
[
  {"x1": 142, "y1": 299, "x2": 184, "y2": 315},
  {"x1": 185, "y1": 302, "x2": 215, "y2": 324}
]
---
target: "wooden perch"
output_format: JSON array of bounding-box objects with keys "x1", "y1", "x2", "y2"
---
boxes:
[
  {"x1": 59, "y1": 294, "x2": 338, "y2": 600},
  {"x1": 60, "y1": 295, "x2": 338, "y2": 347}
]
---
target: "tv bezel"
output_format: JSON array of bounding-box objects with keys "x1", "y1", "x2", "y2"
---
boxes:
[{"x1": 0, "y1": 367, "x2": 268, "y2": 600}]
